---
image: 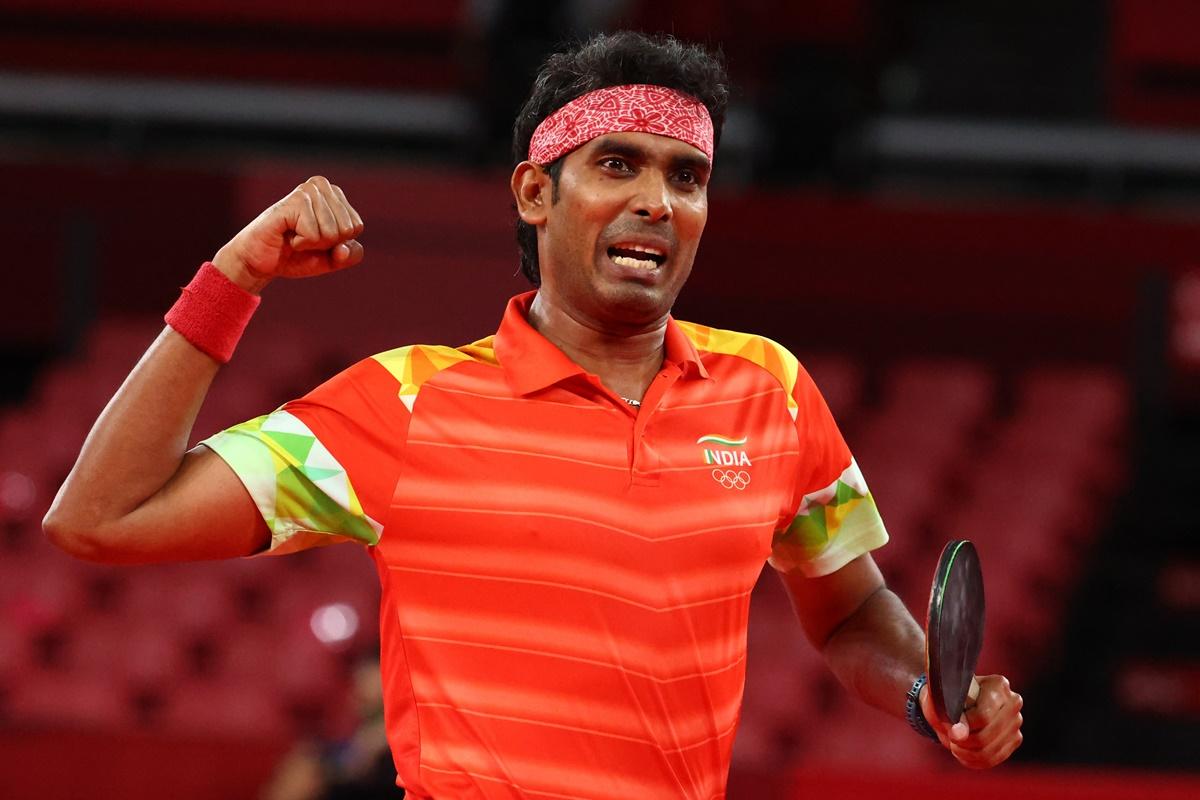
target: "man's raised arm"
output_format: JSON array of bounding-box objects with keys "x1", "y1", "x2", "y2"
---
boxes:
[{"x1": 43, "y1": 176, "x2": 364, "y2": 564}]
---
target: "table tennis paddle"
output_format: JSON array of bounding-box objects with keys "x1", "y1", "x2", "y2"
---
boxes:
[{"x1": 925, "y1": 539, "x2": 985, "y2": 726}]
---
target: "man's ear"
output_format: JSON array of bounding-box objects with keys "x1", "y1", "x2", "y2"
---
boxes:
[{"x1": 511, "y1": 161, "x2": 550, "y2": 226}]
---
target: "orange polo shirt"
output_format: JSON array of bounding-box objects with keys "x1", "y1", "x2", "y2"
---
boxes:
[{"x1": 204, "y1": 291, "x2": 888, "y2": 799}]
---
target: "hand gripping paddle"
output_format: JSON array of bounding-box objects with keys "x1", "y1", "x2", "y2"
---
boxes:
[{"x1": 925, "y1": 539, "x2": 986, "y2": 726}]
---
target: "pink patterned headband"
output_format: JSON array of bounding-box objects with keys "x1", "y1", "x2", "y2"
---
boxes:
[{"x1": 528, "y1": 84, "x2": 714, "y2": 165}]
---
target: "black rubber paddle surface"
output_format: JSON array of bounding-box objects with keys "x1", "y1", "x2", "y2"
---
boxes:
[{"x1": 925, "y1": 539, "x2": 986, "y2": 726}]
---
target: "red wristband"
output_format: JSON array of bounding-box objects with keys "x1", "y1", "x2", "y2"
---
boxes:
[{"x1": 164, "y1": 261, "x2": 261, "y2": 363}]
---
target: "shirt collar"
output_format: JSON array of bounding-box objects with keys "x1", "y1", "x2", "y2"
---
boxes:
[{"x1": 493, "y1": 291, "x2": 710, "y2": 397}]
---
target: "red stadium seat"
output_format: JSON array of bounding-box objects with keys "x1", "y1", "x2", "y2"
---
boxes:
[
  {"x1": 884, "y1": 359, "x2": 996, "y2": 423},
  {"x1": 215, "y1": 627, "x2": 285, "y2": 683},
  {"x1": 121, "y1": 624, "x2": 189, "y2": 691},
  {"x1": 62, "y1": 615, "x2": 186, "y2": 689},
  {"x1": 0, "y1": 622, "x2": 32, "y2": 687},
  {"x1": 796, "y1": 696, "x2": 943, "y2": 770},
  {"x1": 1015, "y1": 366, "x2": 1128, "y2": 437},
  {"x1": 160, "y1": 680, "x2": 290, "y2": 738},
  {"x1": 2, "y1": 555, "x2": 88, "y2": 638},
  {"x1": 801, "y1": 353, "x2": 865, "y2": 423},
  {"x1": 85, "y1": 317, "x2": 162, "y2": 367},
  {"x1": 9, "y1": 671, "x2": 134, "y2": 729},
  {"x1": 274, "y1": 630, "x2": 348, "y2": 700},
  {"x1": 120, "y1": 565, "x2": 243, "y2": 639}
]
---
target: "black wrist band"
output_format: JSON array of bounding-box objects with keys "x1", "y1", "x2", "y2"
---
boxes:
[{"x1": 906, "y1": 673, "x2": 939, "y2": 741}]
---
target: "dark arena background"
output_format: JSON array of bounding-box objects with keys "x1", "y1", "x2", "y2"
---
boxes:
[{"x1": 2, "y1": 2, "x2": 1200, "y2": 798}]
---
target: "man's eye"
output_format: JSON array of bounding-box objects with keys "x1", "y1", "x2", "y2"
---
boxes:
[
  {"x1": 676, "y1": 170, "x2": 697, "y2": 185},
  {"x1": 601, "y1": 158, "x2": 630, "y2": 171}
]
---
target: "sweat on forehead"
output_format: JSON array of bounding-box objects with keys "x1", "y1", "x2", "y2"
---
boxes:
[{"x1": 528, "y1": 84, "x2": 714, "y2": 166}]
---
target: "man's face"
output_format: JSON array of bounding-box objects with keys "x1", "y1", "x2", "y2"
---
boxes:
[{"x1": 536, "y1": 131, "x2": 711, "y2": 330}]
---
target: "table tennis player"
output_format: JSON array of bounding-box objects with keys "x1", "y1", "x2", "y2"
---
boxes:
[{"x1": 45, "y1": 31, "x2": 1023, "y2": 798}]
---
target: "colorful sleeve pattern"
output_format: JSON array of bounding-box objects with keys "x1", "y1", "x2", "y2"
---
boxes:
[
  {"x1": 203, "y1": 409, "x2": 383, "y2": 555},
  {"x1": 768, "y1": 457, "x2": 886, "y2": 576},
  {"x1": 769, "y1": 353, "x2": 888, "y2": 576},
  {"x1": 202, "y1": 344, "x2": 488, "y2": 557}
]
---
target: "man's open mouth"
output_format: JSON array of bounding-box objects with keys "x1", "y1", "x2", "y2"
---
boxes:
[{"x1": 607, "y1": 243, "x2": 667, "y2": 270}]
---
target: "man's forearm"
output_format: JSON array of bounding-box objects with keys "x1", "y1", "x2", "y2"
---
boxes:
[
  {"x1": 45, "y1": 178, "x2": 363, "y2": 563},
  {"x1": 820, "y1": 586, "x2": 925, "y2": 719},
  {"x1": 44, "y1": 327, "x2": 222, "y2": 551}
]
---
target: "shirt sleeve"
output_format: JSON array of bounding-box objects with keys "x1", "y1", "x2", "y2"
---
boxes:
[
  {"x1": 769, "y1": 361, "x2": 889, "y2": 577},
  {"x1": 201, "y1": 356, "x2": 409, "y2": 556}
]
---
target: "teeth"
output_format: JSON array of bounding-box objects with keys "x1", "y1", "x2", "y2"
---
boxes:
[
  {"x1": 614, "y1": 243, "x2": 666, "y2": 257},
  {"x1": 612, "y1": 254, "x2": 658, "y2": 270}
]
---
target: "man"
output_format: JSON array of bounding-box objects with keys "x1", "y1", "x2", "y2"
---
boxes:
[{"x1": 46, "y1": 32, "x2": 1022, "y2": 799}]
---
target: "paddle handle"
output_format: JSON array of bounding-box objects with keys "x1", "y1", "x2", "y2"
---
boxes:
[{"x1": 967, "y1": 676, "x2": 981, "y2": 707}]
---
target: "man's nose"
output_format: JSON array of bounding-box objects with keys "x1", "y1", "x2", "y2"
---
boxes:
[{"x1": 631, "y1": 173, "x2": 672, "y2": 222}]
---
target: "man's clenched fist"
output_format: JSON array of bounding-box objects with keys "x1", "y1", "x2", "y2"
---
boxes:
[
  {"x1": 920, "y1": 673, "x2": 1024, "y2": 769},
  {"x1": 212, "y1": 176, "x2": 365, "y2": 293}
]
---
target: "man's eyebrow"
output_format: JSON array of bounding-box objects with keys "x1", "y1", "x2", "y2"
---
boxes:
[
  {"x1": 589, "y1": 138, "x2": 647, "y2": 161},
  {"x1": 671, "y1": 153, "x2": 712, "y2": 175},
  {"x1": 589, "y1": 137, "x2": 712, "y2": 174}
]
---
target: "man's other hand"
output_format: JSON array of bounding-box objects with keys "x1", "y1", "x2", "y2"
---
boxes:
[
  {"x1": 213, "y1": 176, "x2": 365, "y2": 293},
  {"x1": 920, "y1": 673, "x2": 1024, "y2": 769}
]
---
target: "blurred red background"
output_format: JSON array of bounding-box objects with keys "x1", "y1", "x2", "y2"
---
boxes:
[{"x1": 1, "y1": 1, "x2": 1199, "y2": 798}]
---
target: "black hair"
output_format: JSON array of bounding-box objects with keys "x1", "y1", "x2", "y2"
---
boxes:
[{"x1": 512, "y1": 31, "x2": 730, "y2": 287}]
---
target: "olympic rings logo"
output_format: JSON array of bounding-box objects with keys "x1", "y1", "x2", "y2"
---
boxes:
[{"x1": 712, "y1": 469, "x2": 751, "y2": 490}]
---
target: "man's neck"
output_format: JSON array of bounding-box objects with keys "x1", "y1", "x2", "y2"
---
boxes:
[{"x1": 527, "y1": 291, "x2": 667, "y2": 403}]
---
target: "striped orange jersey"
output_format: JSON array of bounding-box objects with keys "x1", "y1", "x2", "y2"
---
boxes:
[{"x1": 204, "y1": 292, "x2": 888, "y2": 799}]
